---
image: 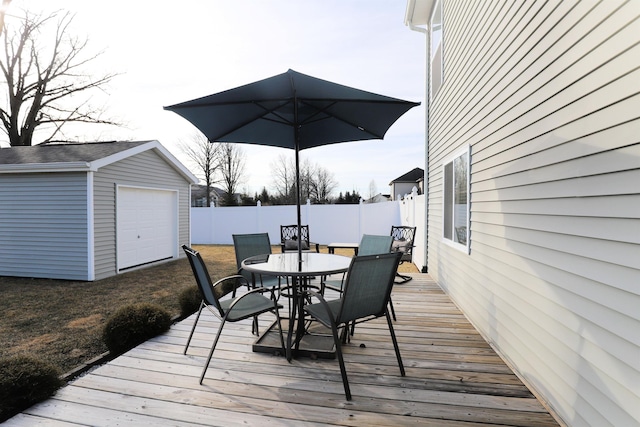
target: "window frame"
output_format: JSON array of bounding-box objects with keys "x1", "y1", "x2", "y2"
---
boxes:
[{"x1": 442, "y1": 147, "x2": 470, "y2": 253}]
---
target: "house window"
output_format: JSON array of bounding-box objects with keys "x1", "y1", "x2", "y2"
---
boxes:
[
  {"x1": 430, "y1": 0, "x2": 443, "y2": 99},
  {"x1": 443, "y1": 148, "x2": 469, "y2": 249}
]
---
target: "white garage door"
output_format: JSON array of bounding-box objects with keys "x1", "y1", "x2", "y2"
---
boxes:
[{"x1": 117, "y1": 187, "x2": 178, "y2": 270}]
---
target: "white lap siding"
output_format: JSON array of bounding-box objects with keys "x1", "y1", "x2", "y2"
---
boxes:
[
  {"x1": 0, "y1": 172, "x2": 89, "y2": 280},
  {"x1": 425, "y1": 1, "x2": 640, "y2": 426}
]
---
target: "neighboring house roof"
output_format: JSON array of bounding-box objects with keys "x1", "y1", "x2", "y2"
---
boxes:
[
  {"x1": 389, "y1": 167, "x2": 424, "y2": 185},
  {"x1": 0, "y1": 140, "x2": 198, "y2": 183},
  {"x1": 191, "y1": 184, "x2": 243, "y2": 205},
  {"x1": 363, "y1": 193, "x2": 391, "y2": 204}
]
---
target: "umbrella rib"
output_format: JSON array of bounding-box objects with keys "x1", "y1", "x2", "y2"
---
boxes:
[
  {"x1": 209, "y1": 99, "x2": 295, "y2": 141},
  {"x1": 297, "y1": 99, "x2": 399, "y2": 139}
]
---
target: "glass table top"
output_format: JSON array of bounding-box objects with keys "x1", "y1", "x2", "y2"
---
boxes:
[{"x1": 241, "y1": 252, "x2": 351, "y2": 276}]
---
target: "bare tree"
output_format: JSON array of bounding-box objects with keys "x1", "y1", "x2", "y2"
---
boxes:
[
  {"x1": 0, "y1": 9, "x2": 118, "y2": 146},
  {"x1": 218, "y1": 143, "x2": 246, "y2": 206},
  {"x1": 270, "y1": 155, "x2": 338, "y2": 204},
  {"x1": 310, "y1": 165, "x2": 337, "y2": 204},
  {"x1": 368, "y1": 180, "x2": 378, "y2": 199},
  {"x1": 179, "y1": 133, "x2": 220, "y2": 207},
  {"x1": 271, "y1": 154, "x2": 297, "y2": 204},
  {"x1": 298, "y1": 158, "x2": 313, "y2": 203}
]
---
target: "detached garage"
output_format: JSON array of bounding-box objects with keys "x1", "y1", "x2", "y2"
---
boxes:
[{"x1": 0, "y1": 140, "x2": 198, "y2": 281}]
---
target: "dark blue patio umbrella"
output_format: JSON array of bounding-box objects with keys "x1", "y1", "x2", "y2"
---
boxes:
[{"x1": 164, "y1": 69, "x2": 419, "y2": 262}]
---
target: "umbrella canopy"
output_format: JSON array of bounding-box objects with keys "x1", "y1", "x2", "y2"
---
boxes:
[
  {"x1": 164, "y1": 69, "x2": 420, "y2": 260},
  {"x1": 164, "y1": 69, "x2": 419, "y2": 150}
]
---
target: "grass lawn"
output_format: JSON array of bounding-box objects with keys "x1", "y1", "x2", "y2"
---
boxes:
[{"x1": 0, "y1": 244, "x2": 418, "y2": 376}]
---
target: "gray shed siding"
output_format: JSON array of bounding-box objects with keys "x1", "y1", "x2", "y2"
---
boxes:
[
  {"x1": 93, "y1": 149, "x2": 190, "y2": 280},
  {"x1": 425, "y1": 1, "x2": 639, "y2": 426},
  {"x1": 0, "y1": 173, "x2": 89, "y2": 280}
]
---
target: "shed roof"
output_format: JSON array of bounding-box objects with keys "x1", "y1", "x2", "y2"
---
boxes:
[{"x1": 0, "y1": 140, "x2": 198, "y2": 183}]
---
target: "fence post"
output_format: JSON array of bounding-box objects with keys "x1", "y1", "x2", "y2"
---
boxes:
[
  {"x1": 256, "y1": 200, "x2": 262, "y2": 232},
  {"x1": 358, "y1": 198, "x2": 364, "y2": 238},
  {"x1": 411, "y1": 186, "x2": 418, "y2": 226},
  {"x1": 209, "y1": 205, "x2": 216, "y2": 243}
]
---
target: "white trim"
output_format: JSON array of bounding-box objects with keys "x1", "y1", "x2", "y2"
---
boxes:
[
  {"x1": 0, "y1": 162, "x2": 91, "y2": 173},
  {"x1": 404, "y1": 0, "x2": 435, "y2": 27},
  {"x1": 87, "y1": 172, "x2": 95, "y2": 281},
  {"x1": 91, "y1": 140, "x2": 198, "y2": 184}
]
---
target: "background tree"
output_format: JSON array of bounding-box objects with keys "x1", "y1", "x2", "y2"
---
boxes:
[
  {"x1": 310, "y1": 165, "x2": 337, "y2": 204},
  {"x1": 0, "y1": 9, "x2": 118, "y2": 146},
  {"x1": 179, "y1": 133, "x2": 220, "y2": 207},
  {"x1": 270, "y1": 154, "x2": 338, "y2": 205},
  {"x1": 336, "y1": 190, "x2": 361, "y2": 204},
  {"x1": 368, "y1": 180, "x2": 378, "y2": 199},
  {"x1": 271, "y1": 154, "x2": 297, "y2": 204},
  {"x1": 218, "y1": 142, "x2": 246, "y2": 206},
  {"x1": 256, "y1": 187, "x2": 270, "y2": 205}
]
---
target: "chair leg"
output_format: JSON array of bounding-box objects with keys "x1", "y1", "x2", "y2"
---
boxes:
[
  {"x1": 200, "y1": 318, "x2": 226, "y2": 384},
  {"x1": 184, "y1": 301, "x2": 205, "y2": 355},
  {"x1": 273, "y1": 305, "x2": 287, "y2": 357},
  {"x1": 330, "y1": 321, "x2": 352, "y2": 400},
  {"x1": 389, "y1": 297, "x2": 397, "y2": 321},
  {"x1": 385, "y1": 311, "x2": 405, "y2": 377},
  {"x1": 394, "y1": 272, "x2": 412, "y2": 284},
  {"x1": 252, "y1": 315, "x2": 259, "y2": 335}
]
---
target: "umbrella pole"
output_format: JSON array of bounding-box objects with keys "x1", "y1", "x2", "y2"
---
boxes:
[
  {"x1": 293, "y1": 87, "x2": 303, "y2": 268},
  {"x1": 295, "y1": 145, "x2": 302, "y2": 267}
]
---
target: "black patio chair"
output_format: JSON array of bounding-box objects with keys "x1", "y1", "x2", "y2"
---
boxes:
[
  {"x1": 390, "y1": 225, "x2": 416, "y2": 284},
  {"x1": 302, "y1": 252, "x2": 405, "y2": 400},
  {"x1": 182, "y1": 245, "x2": 286, "y2": 384},
  {"x1": 280, "y1": 224, "x2": 320, "y2": 253},
  {"x1": 233, "y1": 233, "x2": 282, "y2": 291}
]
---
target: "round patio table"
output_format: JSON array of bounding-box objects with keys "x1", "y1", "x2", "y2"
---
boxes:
[{"x1": 242, "y1": 252, "x2": 351, "y2": 361}]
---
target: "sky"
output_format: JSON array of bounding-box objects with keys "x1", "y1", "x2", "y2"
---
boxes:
[{"x1": 3, "y1": 0, "x2": 426, "y2": 198}]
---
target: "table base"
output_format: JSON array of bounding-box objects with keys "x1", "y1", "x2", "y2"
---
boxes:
[{"x1": 253, "y1": 319, "x2": 336, "y2": 360}]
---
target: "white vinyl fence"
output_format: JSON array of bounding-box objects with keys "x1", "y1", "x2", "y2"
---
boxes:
[{"x1": 190, "y1": 189, "x2": 426, "y2": 272}]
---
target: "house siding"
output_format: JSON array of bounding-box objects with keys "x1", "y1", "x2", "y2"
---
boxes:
[
  {"x1": 425, "y1": 1, "x2": 639, "y2": 426},
  {"x1": 93, "y1": 149, "x2": 191, "y2": 280},
  {"x1": 0, "y1": 173, "x2": 89, "y2": 280}
]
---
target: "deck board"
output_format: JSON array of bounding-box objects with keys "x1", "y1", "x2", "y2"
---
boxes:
[{"x1": 4, "y1": 274, "x2": 560, "y2": 426}]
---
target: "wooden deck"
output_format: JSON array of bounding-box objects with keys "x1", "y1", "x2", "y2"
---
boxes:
[{"x1": 6, "y1": 274, "x2": 560, "y2": 426}]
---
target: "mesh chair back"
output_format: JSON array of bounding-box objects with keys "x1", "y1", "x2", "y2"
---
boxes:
[
  {"x1": 233, "y1": 233, "x2": 272, "y2": 280},
  {"x1": 358, "y1": 234, "x2": 393, "y2": 256},
  {"x1": 390, "y1": 226, "x2": 416, "y2": 262},
  {"x1": 337, "y1": 252, "x2": 402, "y2": 324},
  {"x1": 280, "y1": 224, "x2": 311, "y2": 251},
  {"x1": 182, "y1": 245, "x2": 224, "y2": 316}
]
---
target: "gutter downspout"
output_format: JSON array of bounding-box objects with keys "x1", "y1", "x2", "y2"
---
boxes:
[{"x1": 407, "y1": 11, "x2": 430, "y2": 274}]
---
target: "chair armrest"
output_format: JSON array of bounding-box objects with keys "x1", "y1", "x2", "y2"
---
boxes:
[
  {"x1": 213, "y1": 274, "x2": 249, "y2": 298},
  {"x1": 302, "y1": 289, "x2": 338, "y2": 326},
  {"x1": 227, "y1": 285, "x2": 281, "y2": 311}
]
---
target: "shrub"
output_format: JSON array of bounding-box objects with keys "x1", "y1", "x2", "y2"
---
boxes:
[
  {"x1": 0, "y1": 355, "x2": 63, "y2": 422},
  {"x1": 102, "y1": 303, "x2": 172, "y2": 354},
  {"x1": 178, "y1": 285, "x2": 202, "y2": 317}
]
